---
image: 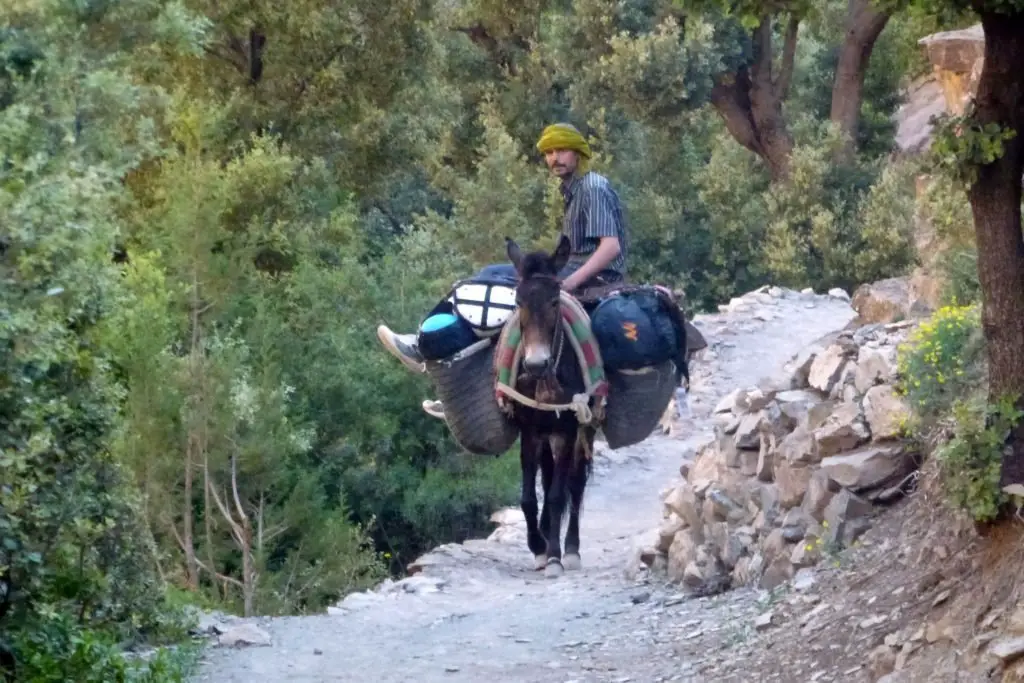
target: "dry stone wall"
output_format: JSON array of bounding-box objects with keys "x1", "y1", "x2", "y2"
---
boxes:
[{"x1": 643, "y1": 319, "x2": 921, "y2": 597}]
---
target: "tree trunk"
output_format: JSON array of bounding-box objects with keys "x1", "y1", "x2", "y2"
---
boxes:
[
  {"x1": 966, "y1": 12, "x2": 1024, "y2": 489},
  {"x1": 183, "y1": 436, "x2": 198, "y2": 588},
  {"x1": 710, "y1": 17, "x2": 796, "y2": 182},
  {"x1": 830, "y1": 0, "x2": 890, "y2": 160},
  {"x1": 203, "y1": 451, "x2": 221, "y2": 600},
  {"x1": 182, "y1": 276, "x2": 202, "y2": 590},
  {"x1": 231, "y1": 453, "x2": 255, "y2": 618}
]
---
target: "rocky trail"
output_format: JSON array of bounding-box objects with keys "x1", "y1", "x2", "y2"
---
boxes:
[{"x1": 193, "y1": 287, "x2": 858, "y2": 683}]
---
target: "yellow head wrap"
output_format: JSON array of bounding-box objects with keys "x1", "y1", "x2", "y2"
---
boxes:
[{"x1": 536, "y1": 123, "x2": 592, "y2": 161}]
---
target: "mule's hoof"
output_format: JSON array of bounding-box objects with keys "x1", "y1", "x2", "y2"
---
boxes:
[
  {"x1": 544, "y1": 559, "x2": 564, "y2": 579},
  {"x1": 533, "y1": 554, "x2": 547, "y2": 571},
  {"x1": 563, "y1": 553, "x2": 581, "y2": 571}
]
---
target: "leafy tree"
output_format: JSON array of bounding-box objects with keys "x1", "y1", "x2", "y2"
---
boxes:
[
  {"x1": 0, "y1": 0, "x2": 203, "y2": 675},
  {"x1": 656, "y1": 0, "x2": 899, "y2": 177},
  {"x1": 911, "y1": 0, "x2": 1024, "y2": 495}
]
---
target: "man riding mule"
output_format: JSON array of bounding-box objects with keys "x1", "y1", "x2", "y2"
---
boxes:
[
  {"x1": 374, "y1": 122, "x2": 706, "y2": 574},
  {"x1": 377, "y1": 122, "x2": 657, "y2": 417}
]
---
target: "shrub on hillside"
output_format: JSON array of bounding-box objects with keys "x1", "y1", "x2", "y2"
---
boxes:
[
  {"x1": 895, "y1": 303, "x2": 985, "y2": 427},
  {"x1": 933, "y1": 397, "x2": 1020, "y2": 523},
  {"x1": 894, "y1": 304, "x2": 1018, "y2": 523}
]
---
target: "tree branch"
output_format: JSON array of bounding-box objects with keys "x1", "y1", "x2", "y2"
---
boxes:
[
  {"x1": 202, "y1": 43, "x2": 247, "y2": 74},
  {"x1": 829, "y1": 0, "x2": 891, "y2": 159},
  {"x1": 710, "y1": 71, "x2": 763, "y2": 157},
  {"x1": 452, "y1": 23, "x2": 523, "y2": 75},
  {"x1": 248, "y1": 27, "x2": 265, "y2": 86},
  {"x1": 775, "y1": 15, "x2": 799, "y2": 100},
  {"x1": 193, "y1": 557, "x2": 245, "y2": 589},
  {"x1": 750, "y1": 18, "x2": 773, "y2": 87},
  {"x1": 207, "y1": 474, "x2": 244, "y2": 546},
  {"x1": 230, "y1": 451, "x2": 248, "y2": 527}
]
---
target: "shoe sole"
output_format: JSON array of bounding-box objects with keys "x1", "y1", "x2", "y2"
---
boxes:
[
  {"x1": 421, "y1": 400, "x2": 445, "y2": 419},
  {"x1": 376, "y1": 326, "x2": 425, "y2": 374}
]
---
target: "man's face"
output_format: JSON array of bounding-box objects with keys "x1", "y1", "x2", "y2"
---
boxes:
[{"x1": 544, "y1": 149, "x2": 578, "y2": 179}]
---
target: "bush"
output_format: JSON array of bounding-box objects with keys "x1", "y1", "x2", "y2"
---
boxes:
[
  {"x1": 401, "y1": 450, "x2": 521, "y2": 544},
  {"x1": 937, "y1": 246, "x2": 983, "y2": 306},
  {"x1": 934, "y1": 397, "x2": 1021, "y2": 523},
  {"x1": 10, "y1": 614, "x2": 196, "y2": 683},
  {"x1": 894, "y1": 304, "x2": 1021, "y2": 523},
  {"x1": 895, "y1": 303, "x2": 985, "y2": 427}
]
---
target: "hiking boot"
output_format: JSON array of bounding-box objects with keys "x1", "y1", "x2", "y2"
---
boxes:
[
  {"x1": 421, "y1": 399, "x2": 445, "y2": 419},
  {"x1": 376, "y1": 325, "x2": 425, "y2": 373}
]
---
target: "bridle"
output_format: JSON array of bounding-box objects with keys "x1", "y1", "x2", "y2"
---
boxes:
[
  {"x1": 517, "y1": 273, "x2": 565, "y2": 380},
  {"x1": 494, "y1": 276, "x2": 605, "y2": 426}
]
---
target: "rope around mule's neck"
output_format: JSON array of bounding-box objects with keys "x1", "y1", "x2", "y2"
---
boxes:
[{"x1": 493, "y1": 291, "x2": 607, "y2": 424}]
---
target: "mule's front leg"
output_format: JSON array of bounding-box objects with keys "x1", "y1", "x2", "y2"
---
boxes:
[
  {"x1": 563, "y1": 427, "x2": 595, "y2": 572},
  {"x1": 542, "y1": 434, "x2": 571, "y2": 578},
  {"x1": 520, "y1": 431, "x2": 546, "y2": 570}
]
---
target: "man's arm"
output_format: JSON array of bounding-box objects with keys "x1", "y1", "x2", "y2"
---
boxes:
[
  {"x1": 561, "y1": 181, "x2": 623, "y2": 292},
  {"x1": 561, "y1": 236, "x2": 620, "y2": 292}
]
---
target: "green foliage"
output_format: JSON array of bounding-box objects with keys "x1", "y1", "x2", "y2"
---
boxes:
[
  {"x1": 11, "y1": 614, "x2": 197, "y2": 683},
  {"x1": 411, "y1": 99, "x2": 552, "y2": 272},
  {"x1": 686, "y1": 120, "x2": 918, "y2": 303},
  {"x1": 918, "y1": 173, "x2": 975, "y2": 248},
  {"x1": 928, "y1": 111, "x2": 1019, "y2": 187},
  {"x1": 789, "y1": 3, "x2": 909, "y2": 161},
  {"x1": 934, "y1": 396, "x2": 1022, "y2": 522},
  {"x1": 938, "y1": 246, "x2": 983, "y2": 305},
  {"x1": 0, "y1": 0, "x2": 201, "y2": 673},
  {"x1": 691, "y1": 129, "x2": 772, "y2": 303},
  {"x1": 108, "y1": 103, "x2": 395, "y2": 614},
  {"x1": 914, "y1": 176, "x2": 982, "y2": 305},
  {"x1": 765, "y1": 122, "x2": 917, "y2": 291},
  {"x1": 895, "y1": 303, "x2": 985, "y2": 425},
  {"x1": 401, "y1": 451, "x2": 521, "y2": 544},
  {"x1": 893, "y1": 304, "x2": 1014, "y2": 523}
]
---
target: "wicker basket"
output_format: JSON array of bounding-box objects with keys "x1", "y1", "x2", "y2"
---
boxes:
[
  {"x1": 424, "y1": 340, "x2": 519, "y2": 456},
  {"x1": 601, "y1": 360, "x2": 678, "y2": 450}
]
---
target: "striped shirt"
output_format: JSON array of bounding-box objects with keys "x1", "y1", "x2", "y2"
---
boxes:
[{"x1": 560, "y1": 171, "x2": 629, "y2": 276}]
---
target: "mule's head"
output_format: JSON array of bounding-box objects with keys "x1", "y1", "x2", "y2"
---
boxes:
[{"x1": 506, "y1": 235, "x2": 571, "y2": 377}]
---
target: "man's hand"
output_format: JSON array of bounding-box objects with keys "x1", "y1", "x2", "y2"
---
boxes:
[
  {"x1": 560, "y1": 271, "x2": 583, "y2": 293},
  {"x1": 561, "y1": 236, "x2": 620, "y2": 292}
]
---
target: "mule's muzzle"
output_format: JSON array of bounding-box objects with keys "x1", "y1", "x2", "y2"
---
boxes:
[{"x1": 522, "y1": 355, "x2": 552, "y2": 377}]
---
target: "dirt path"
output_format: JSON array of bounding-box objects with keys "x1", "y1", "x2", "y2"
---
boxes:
[{"x1": 192, "y1": 287, "x2": 857, "y2": 683}]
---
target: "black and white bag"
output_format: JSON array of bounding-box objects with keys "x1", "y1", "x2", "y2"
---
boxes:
[{"x1": 447, "y1": 277, "x2": 517, "y2": 337}]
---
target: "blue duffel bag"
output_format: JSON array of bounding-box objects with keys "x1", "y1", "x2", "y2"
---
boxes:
[{"x1": 590, "y1": 287, "x2": 679, "y2": 371}]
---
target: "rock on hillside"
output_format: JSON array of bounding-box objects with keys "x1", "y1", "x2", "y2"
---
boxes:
[
  {"x1": 896, "y1": 24, "x2": 984, "y2": 154},
  {"x1": 638, "y1": 318, "x2": 921, "y2": 597}
]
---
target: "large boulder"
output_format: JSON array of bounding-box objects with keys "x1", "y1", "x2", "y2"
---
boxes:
[
  {"x1": 852, "y1": 277, "x2": 913, "y2": 325},
  {"x1": 918, "y1": 24, "x2": 985, "y2": 116},
  {"x1": 819, "y1": 445, "x2": 913, "y2": 493},
  {"x1": 862, "y1": 385, "x2": 911, "y2": 441}
]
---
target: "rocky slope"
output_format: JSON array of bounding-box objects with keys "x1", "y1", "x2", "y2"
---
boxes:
[
  {"x1": 638, "y1": 312, "x2": 921, "y2": 599},
  {"x1": 190, "y1": 285, "x2": 857, "y2": 683}
]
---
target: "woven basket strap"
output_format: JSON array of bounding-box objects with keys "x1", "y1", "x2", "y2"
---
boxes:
[
  {"x1": 494, "y1": 308, "x2": 523, "y2": 387},
  {"x1": 558, "y1": 291, "x2": 607, "y2": 398}
]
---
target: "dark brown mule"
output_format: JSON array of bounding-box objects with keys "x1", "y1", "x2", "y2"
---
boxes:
[{"x1": 506, "y1": 235, "x2": 596, "y2": 578}]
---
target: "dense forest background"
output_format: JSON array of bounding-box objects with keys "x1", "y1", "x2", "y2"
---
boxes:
[{"x1": 0, "y1": 0, "x2": 991, "y2": 678}]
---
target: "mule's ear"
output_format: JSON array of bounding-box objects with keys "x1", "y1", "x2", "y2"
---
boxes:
[
  {"x1": 552, "y1": 234, "x2": 571, "y2": 272},
  {"x1": 506, "y1": 236, "x2": 524, "y2": 272}
]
